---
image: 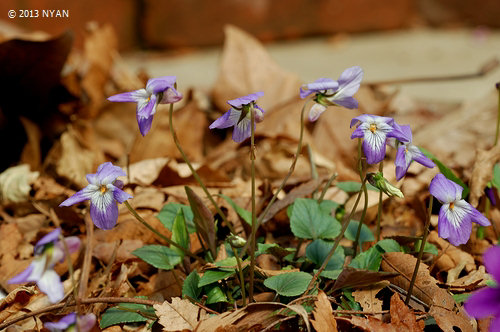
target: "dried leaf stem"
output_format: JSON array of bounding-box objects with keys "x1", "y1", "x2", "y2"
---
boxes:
[
  {"x1": 167, "y1": 104, "x2": 235, "y2": 234},
  {"x1": 405, "y1": 196, "x2": 433, "y2": 305}
]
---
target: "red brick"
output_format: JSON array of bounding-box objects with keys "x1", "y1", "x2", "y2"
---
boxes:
[{"x1": 0, "y1": 0, "x2": 139, "y2": 50}]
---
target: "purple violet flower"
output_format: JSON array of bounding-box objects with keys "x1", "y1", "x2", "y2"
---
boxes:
[
  {"x1": 59, "y1": 162, "x2": 132, "y2": 230},
  {"x1": 429, "y1": 173, "x2": 490, "y2": 246},
  {"x1": 350, "y1": 114, "x2": 408, "y2": 164},
  {"x1": 393, "y1": 123, "x2": 435, "y2": 180},
  {"x1": 485, "y1": 186, "x2": 497, "y2": 206},
  {"x1": 108, "y1": 76, "x2": 183, "y2": 136},
  {"x1": 209, "y1": 92, "x2": 265, "y2": 143},
  {"x1": 8, "y1": 229, "x2": 80, "y2": 303},
  {"x1": 465, "y1": 245, "x2": 500, "y2": 329},
  {"x1": 300, "y1": 66, "x2": 363, "y2": 121},
  {"x1": 45, "y1": 312, "x2": 96, "y2": 332}
]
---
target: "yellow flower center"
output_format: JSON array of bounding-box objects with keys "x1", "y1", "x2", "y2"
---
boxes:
[
  {"x1": 369, "y1": 123, "x2": 377, "y2": 133},
  {"x1": 449, "y1": 202, "x2": 454, "y2": 210},
  {"x1": 100, "y1": 185, "x2": 108, "y2": 194}
]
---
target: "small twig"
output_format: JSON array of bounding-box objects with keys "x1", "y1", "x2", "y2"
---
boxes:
[
  {"x1": 0, "y1": 297, "x2": 162, "y2": 330},
  {"x1": 184, "y1": 295, "x2": 220, "y2": 315},
  {"x1": 366, "y1": 58, "x2": 498, "y2": 86}
]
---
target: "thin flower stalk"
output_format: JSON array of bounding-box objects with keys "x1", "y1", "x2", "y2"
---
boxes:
[
  {"x1": 495, "y1": 82, "x2": 500, "y2": 145},
  {"x1": 317, "y1": 173, "x2": 338, "y2": 204},
  {"x1": 168, "y1": 104, "x2": 235, "y2": 234},
  {"x1": 405, "y1": 196, "x2": 433, "y2": 305},
  {"x1": 376, "y1": 162, "x2": 384, "y2": 241},
  {"x1": 124, "y1": 201, "x2": 206, "y2": 265},
  {"x1": 229, "y1": 242, "x2": 246, "y2": 306},
  {"x1": 248, "y1": 106, "x2": 257, "y2": 303},
  {"x1": 352, "y1": 139, "x2": 368, "y2": 256}
]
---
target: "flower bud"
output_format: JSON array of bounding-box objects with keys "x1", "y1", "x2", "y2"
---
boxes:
[{"x1": 366, "y1": 172, "x2": 404, "y2": 198}]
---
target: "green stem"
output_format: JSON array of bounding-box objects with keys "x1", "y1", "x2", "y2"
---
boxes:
[
  {"x1": 240, "y1": 99, "x2": 310, "y2": 256},
  {"x1": 317, "y1": 172, "x2": 338, "y2": 204},
  {"x1": 495, "y1": 83, "x2": 500, "y2": 146},
  {"x1": 248, "y1": 106, "x2": 257, "y2": 303},
  {"x1": 124, "y1": 201, "x2": 205, "y2": 264},
  {"x1": 352, "y1": 181, "x2": 368, "y2": 256},
  {"x1": 168, "y1": 104, "x2": 235, "y2": 234},
  {"x1": 405, "y1": 196, "x2": 433, "y2": 305},
  {"x1": 230, "y1": 242, "x2": 246, "y2": 306},
  {"x1": 376, "y1": 162, "x2": 384, "y2": 241},
  {"x1": 306, "y1": 177, "x2": 367, "y2": 293}
]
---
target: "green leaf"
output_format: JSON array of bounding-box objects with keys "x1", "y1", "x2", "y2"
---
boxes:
[
  {"x1": 182, "y1": 271, "x2": 201, "y2": 301},
  {"x1": 349, "y1": 246, "x2": 382, "y2": 271},
  {"x1": 132, "y1": 245, "x2": 182, "y2": 270},
  {"x1": 319, "y1": 200, "x2": 340, "y2": 216},
  {"x1": 415, "y1": 240, "x2": 439, "y2": 255},
  {"x1": 344, "y1": 220, "x2": 375, "y2": 244},
  {"x1": 157, "y1": 203, "x2": 195, "y2": 233},
  {"x1": 198, "y1": 270, "x2": 236, "y2": 287},
  {"x1": 306, "y1": 239, "x2": 344, "y2": 270},
  {"x1": 172, "y1": 209, "x2": 190, "y2": 257},
  {"x1": 453, "y1": 293, "x2": 470, "y2": 304},
  {"x1": 220, "y1": 194, "x2": 251, "y2": 225},
  {"x1": 290, "y1": 198, "x2": 341, "y2": 240},
  {"x1": 336, "y1": 181, "x2": 379, "y2": 193},
  {"x1": 205, "y1": 285, "x2": 228, "y2": 304},
  {"x1": 492, "y1": 164, "x2": 500, "y2": 189},
  {"x1": 420, "y1": 147, "x2": 469, "y2": 198},
  {"x1": 318, "y1": 269, "x2": 342, "y2": 280},
  {"x1": 264, "y1": 272, "x2": 313, "y2": 297},
  {"x1": 375, "y1": 239, "x2": 401, "y2": 253},
  {"x1": 100, "y1": 300, "x2": 155, "y2": 329}
]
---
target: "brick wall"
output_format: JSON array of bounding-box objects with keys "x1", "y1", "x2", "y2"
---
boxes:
[{"x1": 0, "y1": 0, "x2": 498, "y2": 51}]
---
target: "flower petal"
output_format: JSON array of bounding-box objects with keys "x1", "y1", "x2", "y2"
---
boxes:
[
  {"x1": 209, "y1": 109, "x2": 238, "y2": 129},
  {"x1": 78, "y1": 313, "x2": 97, "y2": 332},
  {"x1": 59, "y1": 186, "x2": 94, "y2": 207},
  {"x1": 483, "y1": 246, "x2": 500, "y2": 282},
  {"x1": 90, "y1": 200, "x2": 118, "y2": 230},
  {"x1": 107, "y1": 89, "x2": 148, "y2": 103},
  {"x1": 34, "y1": 228, "x2": 61, "y2": 253},
  {"x1": 438, "y1": 204, "x2": 472, "y2": 246},
  {"x1": 37, "y1": 269, "x2": 64, "y2": 303},
  {"x1": 331, "y1": 96, "x2": 358, "y2": 109},
  {"x1": 350, "y1": 127, "x2": 364, "y2": 139},
  {"x1": 409, "y1": 146, "x2": 435, "y2": 168},
  {"x1": 137, "y1": 93, "x2": 157, "y2": 118},
  {"x1": 137, "y1": 114, "x2": 154, "y2": 136},
  {"x1": 232, "y1": 118, "x2": 252, "y2": 143},
  {"x1": 464, "y1": 287, "x2": 500, "y2": 319},
  {"x1": 159, "y1": 86, "x2": 183, "y2": 104},
  {"x1": 300, "y1": 78, "x2": 338, "y2": 99},
  {"x1": 308, "y1": 103, "x2": 327, "y2": 122},
  {"x1": 8, "y1": 264, "x2": 34, "y2": 284},
  {"x1": 112, "y1": 187, "x2": 133, "y2": 203},
  {"x1": 395, "y1": 145, "x2": 410, "y2": 181},
  {"x1": 468, "y1": 204, "x2": 491, "y2": 227},
  {"x1": 362, "y1": 137, "x2": 387, "y2": 164},
  {"x1": 57, "y1": 236, "x2": 81, "y2": 256},
  {"x1": 336, "y1": 66, "x2": 363, "y2": 97},
  {"x1": 96, "y1": 162, "x2": 127, "y2": 185},
  {"x1": 45, "y1": 313, "x2": 76, "y2": 330},
  {"x1": 429, "y1": 173, "x2": 463, "y2": 203},
  {"x1": 146, "y1": 76, "x2": 177, "y2": 94},
  {"x1": 227, "y1": 92, "x2": 264, "y2": 108}
]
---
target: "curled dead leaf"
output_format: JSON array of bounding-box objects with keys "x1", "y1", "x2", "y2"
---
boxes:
[{"x1": 155, "y1": 297, "x2": 209, "y2": 331}]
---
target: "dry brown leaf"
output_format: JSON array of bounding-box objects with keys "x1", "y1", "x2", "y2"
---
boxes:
[
  {"x1": 349, "y1": 316, "x2": 397, "y2": 332},
  {"x1": 352, "y1": 282, "x2": 388, "y2": 319},
  {"x1": 155, "y1": 297, "x2": 209, "y2": 331},
  {"x1": 19, "y1": 116, "x2": 42, "y2": 170},
  {"x1": 428, "y1": 231, "x2": 475, "y2": 273},
  {"x1": 332, "y1": 267, "x2": 398, "y2": 292},
  {"x1": 0, "y1": 164, "x2": 39, "y2": 204},
  {"x1": 130, "y1": 187, "x2": 165, "y2": 211},
  {"x1": 429, "y1": 306, "x2": 473, "y2": 332},
  {"x1": 93, "y1": 240, "x2": 143, "y2": 264},
  {"x1": 125, "y1": 158, "x2": 169, "y2": 186},
  {"x1": 212, "y1": 25, "x2": 301, "y2": 112},
  {"x1": 311, "y1": 290, "x2": 338, "y2": 332},
  {"x1": 389, "y1": 293, "x2": 424, "y2": 332},
  {"x1": 0, "y1": 286, "x2": 35, "y2": 323},
  {"x1": 0, "y1": 223, "x2": 31, "y2": 292},
  {"x1": 469, "y1": 144, "x2": 500, "y2": 207}
]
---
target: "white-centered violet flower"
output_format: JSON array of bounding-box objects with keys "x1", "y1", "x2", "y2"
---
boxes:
[
  {"x1": 393, "y1": 123, "x2": 435, "y2": 180},
  {"x1": 429, "y1": 173, "x2": 490, "y2": 246},
  {"x1": 108, "y1": 76, "x2": 183, "y2": 136},
  {"x1": 209, "y1": 92, "x2": 265, "y2": 143},
  {"x1": 45, "y1": 312, "x2": 96, "y2": 332},
  {"x1": 300, "y1": 66, "x2": 363, "y2": 121},
  {"x1": 8, "y1": 228, "x2": 80, "y2": 303},
  {"x1": 350, "y1": 114, "x2": 407, "y2": 164},
  {"x1": 59, "y1": 162, "x2": 132, "y2": 230}
]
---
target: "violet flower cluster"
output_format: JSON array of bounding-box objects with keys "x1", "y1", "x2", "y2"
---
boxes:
[
  {"x1": 8, "y1": 229, "x2": 80, "y2": 303},
  {"x1": 209, "y1": 92, "x2": 265, "y2": 143},
  {"x1": 108, "y1": 76, "x2": 183, "y2": 136},
  {"x1": 465, "y1": 245, "x2": 500, "y2": 329},
  {"x1": 300, "y1": 66, "x2": 363, "y2": 121},
  {"x1": 59, "y1": 162, "x2": 132, "y2": 230},
  {"x1": 45, "y1": 312, "x2": 96, "y2": 332}
]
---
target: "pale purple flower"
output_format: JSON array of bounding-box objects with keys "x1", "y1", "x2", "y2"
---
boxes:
[
  {"x1": 393, "y1": 123, "x2": 435, "y2": 180},
  {"x1": 300, "y1": 66, "x2": 363, "y2": 121},
  {"x1": 465, "y1": 245, "x2": 500, "y2": 329},
  {"x1": 8, "y1": 229, "x2": 80, "y2": 303},
  {"x1": 350, "y1": 114, "x2": 408, "y2": 164},
  {"x1": 59, "y1": 162, "x2": 132, "y2": 230},
  {"x1": 209, "y1": 92, "x2": 265, "y2": 143},
  {"x1": 45, "y1": 312, "x2": 96, "y2": 332},
  {"x1": 429, "y1": 173, "x2": 490, "y2": 246},
  {"x1": 108, "y1": 76, "x2": 182, "y2": 136}
]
